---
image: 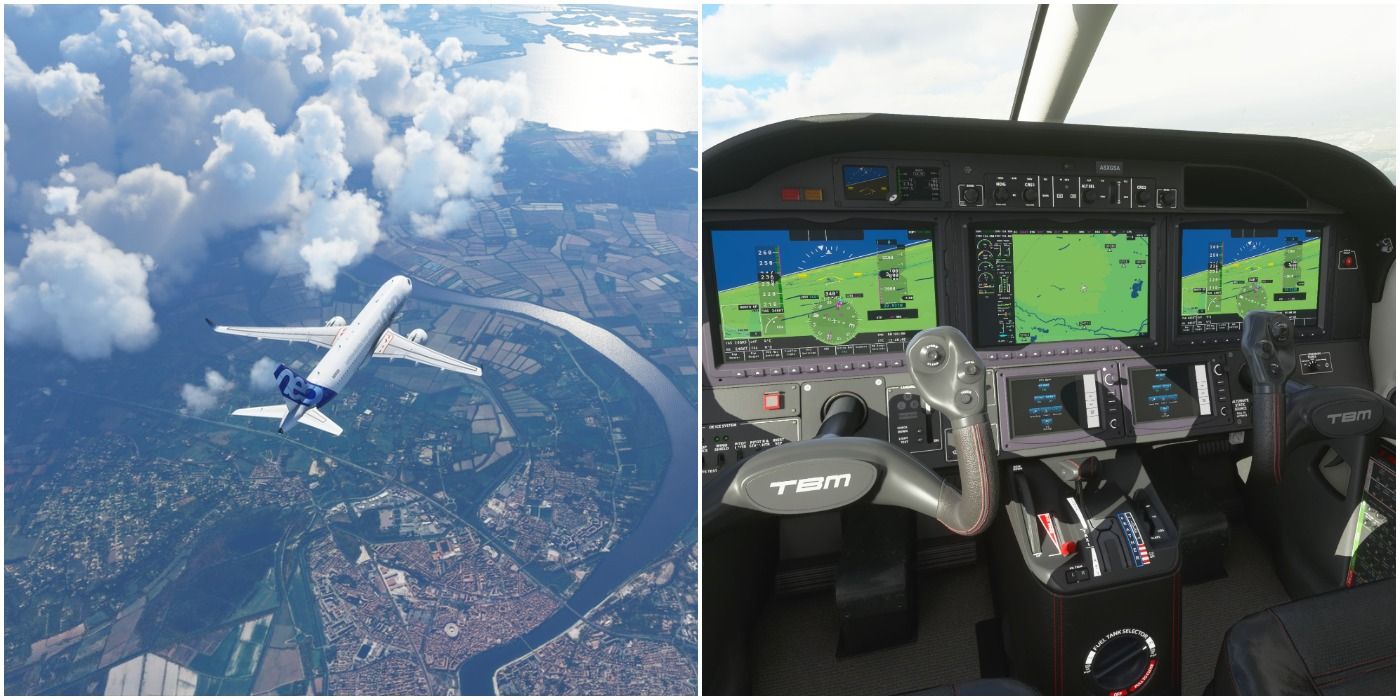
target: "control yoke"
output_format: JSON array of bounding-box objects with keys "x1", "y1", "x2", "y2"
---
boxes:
[
  {"x1": 703, "y1": 326, "x2": 999, "y2": 537},
  {"x1": 1240, "y1": 311, "x2": 1394, "y2": 484}
]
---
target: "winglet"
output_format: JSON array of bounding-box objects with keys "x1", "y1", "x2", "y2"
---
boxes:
[{"x1": 205, "y1": 318, "x2": 217, "y2": 328}]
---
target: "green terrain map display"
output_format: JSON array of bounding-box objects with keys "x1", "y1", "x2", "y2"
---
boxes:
[
  {"x1": 1181, "y1": 237, "x2": 1321, "y2": 318},
  {"x1": 1008, "y1": 234, "x2": 1149, "y2": 343},
  {"x1": 719, "y1": 240, "x2": 935, "y2": 346}
]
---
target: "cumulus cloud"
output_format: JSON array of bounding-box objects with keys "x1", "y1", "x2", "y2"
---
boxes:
[
  {"x1": 59, "y1": 6, "x2": 234, "y2": 67},
  {"x1": 118, "y1": 55, "x2": 238, "y2": 174},
  {"x1": 5, "y1": 221, "x2": 158, "y2": 360},
  {"x1": 607, "y1": 130, "x2": 650, "y2": 167},
  {"x1": 435, "y1": 37, "x2": 472, "y2": 68},
  {"x1": 253, "y1": 190, "x2": 382, "y2": 291},
  {"x1": 32, "y1": 62, "x2": 103, "y2": 117},
  {"x1": 42, "y1": 185, "x2": 79, "y2": 216},
  {"x1": 194, "y1": 108, "x2": 299, "y2": 230},
  {"x1": 293, "y1": 102, "x2": 350, "y2": 196},
  {"x1": 78, "y1": 164, "x2": 199, "y2": 273},
  {"x1": 180, "y1": 368, "x2": 235, "y2": 415},
  {"x1": 372, "y1": 72, "x2": 529, "y2": 237},
  {"x1": 250, "y1": 356, "x2": 279, "y2": 390},
  {"x1": 6, "y1": 6, "x2": 541, "y2": 358},
  {"x1": 241, "y1": 26, "x2": 286, "y2": 62}
]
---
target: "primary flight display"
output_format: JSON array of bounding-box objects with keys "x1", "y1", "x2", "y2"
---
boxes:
[
  {"x1": 1178, "y1": 226, "x2": 1323, "y2": 334},
  {"x1": 711, "y1": 227, "x2": 936, "y2": 362},
  {"x1": 973, "y1": 227, "x2": 1150, "y2": 346}
]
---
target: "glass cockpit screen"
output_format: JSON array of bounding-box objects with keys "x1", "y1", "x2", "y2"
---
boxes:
[
  {"x1": 972, "y1": 227, "x2": 1150, "y2": 346},
  {"x1": 1006, "y1": 373, "x2": 1101, "y2": 437},
  {"x1": 711, "y1": 227, "x2": 935, "y2": 363},
  {"x1": 1179, "y1": 227, "x2": 1323, "y2": 334}
]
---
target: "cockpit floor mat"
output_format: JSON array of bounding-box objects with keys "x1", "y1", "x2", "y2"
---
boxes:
[
  {"x1": 751, "y1": 560, "x2": 993, "y2": 695},
  {"x1": 1181, "y1": 525, "x2": 1290, "y2": 693}
]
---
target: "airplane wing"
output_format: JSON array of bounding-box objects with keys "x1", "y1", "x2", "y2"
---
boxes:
[
  {"x1": 206, "y1": 318, "x2": 342, "y2": 349},
  {"x1": 373, "y1": 329, "x2": 483, "y2": 377}
]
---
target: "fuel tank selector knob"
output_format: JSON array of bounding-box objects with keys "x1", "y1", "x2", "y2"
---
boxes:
[{"x1": 1087, "y1": 631, "x2": 1153, "y2": 692}]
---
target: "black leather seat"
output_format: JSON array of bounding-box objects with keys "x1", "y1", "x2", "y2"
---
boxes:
[
  {"x1": 1210, "y1": 577, "x2": 1395, "y2": 695},
  {"x1": 904, "y1": 678, "x2": 1039, "y2": 695}
]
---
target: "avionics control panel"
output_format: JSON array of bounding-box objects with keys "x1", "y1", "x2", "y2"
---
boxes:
[{"x1": 702, "y1": 116, "x2": 1390, "y2": 473}]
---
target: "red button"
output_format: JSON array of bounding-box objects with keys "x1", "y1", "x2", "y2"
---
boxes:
[
  {"x1": 762, "y1": 392, "x2": 784, "y2": 411},
  {"x1": 780, "y1": 187, "x2": 800, "y2": 201}
]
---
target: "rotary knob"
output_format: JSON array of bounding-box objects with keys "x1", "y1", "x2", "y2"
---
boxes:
[{"x1": 993, "y1": 185, "x2": 1010, "y2": 203}]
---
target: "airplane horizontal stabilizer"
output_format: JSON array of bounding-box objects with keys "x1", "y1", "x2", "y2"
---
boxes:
[
  {"x1": 299, "y1": 407, "x2": 343, "y2": 436},
  {"x1": 231, "y1": 404, "x2": 343, "y2": 437}
]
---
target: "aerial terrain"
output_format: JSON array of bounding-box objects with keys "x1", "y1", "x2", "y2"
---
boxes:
[{"x1": 4, "y1": 4, "x2": 697, "y2": 695}]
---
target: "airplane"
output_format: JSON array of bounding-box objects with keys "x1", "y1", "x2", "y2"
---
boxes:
[{"x1": 206, "y1": 275, "x2": 482, "y2": 436}]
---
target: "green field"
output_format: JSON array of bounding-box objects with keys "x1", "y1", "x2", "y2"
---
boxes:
[
  {"x1": 718, "y1": 240, "x2": 935, "y2": 345},
  {"x1": 1011, "y1": 234, "x2": 1149, "y2": 343},
  {"x1": 1180, "y1": 238, "x2": 1320, "y2": 318}
]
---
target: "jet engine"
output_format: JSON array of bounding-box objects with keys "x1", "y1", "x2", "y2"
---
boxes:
[
  {"x1": 325, "y1": 316, "x2": 347, "y2": 327},
  {"x1": 407, "y1": 328, "x2": 428, "y2": 344}
]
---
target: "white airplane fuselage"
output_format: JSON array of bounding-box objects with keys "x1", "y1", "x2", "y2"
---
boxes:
[{"x1": 280, "y1": 275, "x2": 412, "y2": 432}]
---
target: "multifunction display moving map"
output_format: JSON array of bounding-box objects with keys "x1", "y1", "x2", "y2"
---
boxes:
[
  {"x1": 1179, "y1": 226, "x2": 1323, "y2": 334},
  {"x1": 713, "y1": 227, "x2": 935, "y2": 362},
  {"x1": 973, "y1": 227, "x2": 1150, "y2": 346}
]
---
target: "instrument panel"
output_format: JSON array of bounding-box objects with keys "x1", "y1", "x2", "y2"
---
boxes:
[{"x1": 701, "y1": 116, "x2": 1391, "y2": 477}]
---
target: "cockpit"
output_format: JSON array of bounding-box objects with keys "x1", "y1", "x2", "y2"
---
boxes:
[{"x1": 698, "y1": 8, "x2": 1396, "y2": 693}]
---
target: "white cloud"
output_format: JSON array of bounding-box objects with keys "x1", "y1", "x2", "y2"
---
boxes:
[
  {"x1": 241, "y1": 26, "x2": 286, "y2": 62},
  {"x1": 194, "y1": 108, "x2": 300, "y2": 230},
  {"x1": 698, "y1": 5, "x2": 1032, "y2": 148},
  {"x1": 372, "y1": 72, "x2": 528, "y2": 238},
  {"x1": 59, "y1": 6, "x2": 234, "y2": 67},
  {"x1": 250, "y1": 356, "x2": 279, "y2": 391},
  {"x1": 607, "y1": 130, "x2": 650, "y2": 167},
  {"x1": 163, "y1": 20, "x2": 235, "y2": 66},
  {"x1": 31, "y1": 62, "x2": 103, "y2": 117},
  {"x1": 293, "y1": 102, "x2": 350, "y2": 197},
  {"x1": 78, "y1": 164, "x2": 199, "y2": 272},
  {"x1": 6, "y1": 5, "x2": 551, "y2": 358},
  {"x1": 180, "y1": 368, "x2": 235, "y2": 415},
  {"x1": 699, "y1": 4, "x2": 1396, "y2": 180},
  {"x1": 42, "y1": 185, "x2": 79, "y2": 216},
  {"x1": 1068, "y1": 4, "x2": 1396, "y2": 180},
  {"x1": 435, "y1": 37, "x2": 472, "y2": 68},
  {"x1": 253, "y1": 190, "x2": 382, "y2": 291},
  {"x1": 5, "y1": 221, "x2": 158, "y2": 360},
  {"x1": 118, "y1": 55, "x2": 239, "y2": 174}
]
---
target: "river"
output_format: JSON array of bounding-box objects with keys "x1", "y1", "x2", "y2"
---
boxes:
[{"x1": 360, "y1": 259, "x2": 696, "y2": 694}]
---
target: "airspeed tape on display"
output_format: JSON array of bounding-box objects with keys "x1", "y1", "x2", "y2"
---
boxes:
[{"x1": 1083, "y1": 627, "x2": 1158, "y2": 695}]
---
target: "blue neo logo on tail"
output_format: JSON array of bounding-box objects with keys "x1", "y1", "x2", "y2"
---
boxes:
[{"x1": 274, "y1": 364, "x2": 337, "y2": 408}]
